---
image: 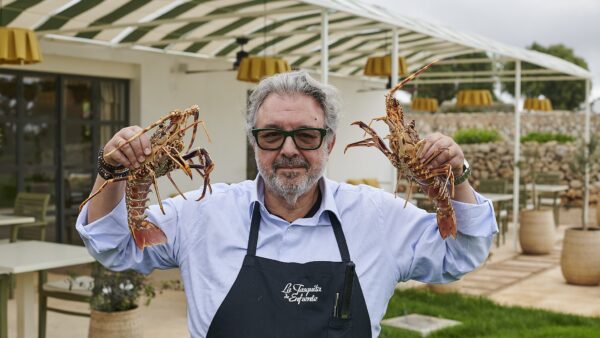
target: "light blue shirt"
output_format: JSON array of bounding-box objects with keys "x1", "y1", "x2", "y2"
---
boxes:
[{"x1": 77, "y1": 176, "x2": 497, "y2": 337}]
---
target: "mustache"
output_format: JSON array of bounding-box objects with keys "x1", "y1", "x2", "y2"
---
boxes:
[{"x1": 272, "y1": 156, "x2": 309, "y2": 170}]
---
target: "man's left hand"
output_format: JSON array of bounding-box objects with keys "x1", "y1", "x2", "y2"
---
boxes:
[{"x1": 416, "y1": 132, "x2": 465, "y2": 176}]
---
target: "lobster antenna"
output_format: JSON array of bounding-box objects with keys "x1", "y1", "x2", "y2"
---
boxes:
[{"x1": 389, "y1": 59, "x2": 439, "y2": 93}]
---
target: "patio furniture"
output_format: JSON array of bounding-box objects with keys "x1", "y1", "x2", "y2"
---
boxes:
[
  {"x1": 38, "y1": 270, "x2": 93, "y2": 338},
  {"x1": 534, "y1": 172, "x2": 562, "y2": 224},
  {"x1": 10, "y1": 192, "x2": 50, "y2": 242},
  {"x1": 478, "y1": 179, "x2": 510, "y2": 246},
  {"x1": 0, "y1": 274, "x2": 8, "y2": 338},
  {"x1": 0, "y1": 241, "x2": 94, "y2": 338}
]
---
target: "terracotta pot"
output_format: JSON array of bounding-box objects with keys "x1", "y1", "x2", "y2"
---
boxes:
[
  {"x1": 560, "y1": 227, "x2": 600, "y2": 286},
  {"x1": 89, "y1": 307, "x2": 143, "y2": 338},
  {"x1": 519, "y1": 209, "x2": 555, "y2": 254}
]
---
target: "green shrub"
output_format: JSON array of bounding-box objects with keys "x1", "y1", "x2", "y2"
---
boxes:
[
  {"x1": 521, "y1": 132, "x2": 574, "y2": 144},
  {"x1": 453, "y1": 128, "x2": 502, "y2": 144},
  {"x1": 90, "y1": 262, "x2": 156, "y2": 312}
]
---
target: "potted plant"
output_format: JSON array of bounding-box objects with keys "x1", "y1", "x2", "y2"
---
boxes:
[
  {"x1": 517, "y1": 144, "x2": 556, "y2": 255},
  {"x1": 561, "y1": 136, "x2": 600, "y2": 285},
  {"x1": 88, "y1": 262, "x2": 156, "y2": 338}
]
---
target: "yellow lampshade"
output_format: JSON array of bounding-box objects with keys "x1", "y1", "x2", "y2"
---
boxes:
[
  {"x1": 363, "y1": 56, "x2": 408, "y2": 77},
  {"x1": 411, "y1": 97, "x2": 439, "y2": 112},
  {"x1": 524, "y1": 97, "x2": 552, "y2": 111},
  {"x1": 456, "y1": 90, "x2": 493, "y2": 107},
  {"x1": 236, "y1": 56, "x2": 291, "y2": 83},
  {"x1": 0, "y1": 27, "x2": 43, "y2": 65}
]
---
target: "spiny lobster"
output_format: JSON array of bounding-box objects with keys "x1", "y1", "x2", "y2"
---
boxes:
[
  {"x1": 344, "y1": 61, "x2": 457, "y2": 239},
  {"x1": 80, "y1": 105, "x2": 214, "y2": 249}
]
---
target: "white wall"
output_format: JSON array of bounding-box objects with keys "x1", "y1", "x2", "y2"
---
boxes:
[{"x1": 2, "y1": 39, "x2": 397, "y2": 199}]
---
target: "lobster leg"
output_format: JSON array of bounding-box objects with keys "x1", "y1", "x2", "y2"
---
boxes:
[
  {"x1": 183, "y1": 148, "x2": 214, "y2": 201},
  {"x1": 151, "y1": 173, "x2": 165, "y2": 215},
  {"x1": 183, "y1": 105, "x2": 200, "y2": 152},
  {"x1": 403, "y1": 179, "x2": 415, "y2": 208},
  {"x1": 162, "y1": 146, "x2": 193, "y2": 178},
  {"x1": 345, "y1": 121, "x2": 393, "y2": 158},
  {"x1": 79, "y1": 176, "x2": 129, "y2": 211},
  {"x1": 166, "y1": 172, "x2": 187, "y2": 200}
]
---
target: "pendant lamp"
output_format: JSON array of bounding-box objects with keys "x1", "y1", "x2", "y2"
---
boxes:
[
  {"x1": 236, "y1": 56, "x2": 291, "y2": 83},
  {"x1": 0, "y1": 27, "x2": 43, "y2": 65}
]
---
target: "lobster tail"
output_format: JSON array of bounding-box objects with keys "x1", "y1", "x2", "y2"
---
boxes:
[
  {"x1": 131, "y1": 220, "x2": 168, "y2": 249},
  {"x1": 436, "y1": 207, "x2": 457, "y2": 239}
]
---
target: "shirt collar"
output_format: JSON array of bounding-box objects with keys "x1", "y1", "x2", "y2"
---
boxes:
[{"x1": 249, "y1": 175, "x2": 341, "y2": 226}]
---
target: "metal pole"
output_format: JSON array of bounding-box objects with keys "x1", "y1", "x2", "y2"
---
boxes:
[
  {"x1": 320, "y1": 9, "x2": 329, "y2": 84},
  {"x1": 513, "y1": 60, "x2": 521, "y2": 250},
  {"x1": 583, "y1": 79, "x2": 591, "y2": 226},
  {"x1": 389, "y1": 28, "x2": 399, "y2": 192},
  {"x1": 391, "y1": 28, "x2": 399, "y2": 87}
]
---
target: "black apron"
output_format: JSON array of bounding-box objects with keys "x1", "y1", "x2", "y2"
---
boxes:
[{"x1": 206, "y1": 202, "x2": 372, "y2": 338}]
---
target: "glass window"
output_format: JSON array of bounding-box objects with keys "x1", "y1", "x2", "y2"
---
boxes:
[
  {"x1": 23, "y1": 121, "x2": 55, "y2": 167},
  {"x1": 0, "y1": 74, "x2": 17, "y2": 118},
  {"x1": 64, "y1": 79, "x2": 93, "y2": 120},
  {"x1": 0, "y1": 121, "x2": 16, "y2": 167},
  {"x1": 0, "y1": 69, "x2": 128, "y2": 243},
  {"x1": 100, "y1": 81, "x2": 126, "y2": 121},
  {"x1": 64, "y1": 122, "x2": 93, "y2": 168},
  {"x1": 0, "y1": 172, "x2": 17, "y2": 208},
  {"x1": 23, "y1": 75, "x2": 56, "y2": 119},
  {"x1": 24, "y1": 170, "x2": 55, "y2": 201}
]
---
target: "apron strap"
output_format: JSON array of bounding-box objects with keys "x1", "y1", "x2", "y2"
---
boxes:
[
  {"x1": 247, "y1": 202, "x2": 261, "y2": 256},
  {"x1": 247, "y1": 203, "x2": 351, "y2": 262},
  {"x1": 328, "y1": 211, "x2": 351, "y2": 262}
]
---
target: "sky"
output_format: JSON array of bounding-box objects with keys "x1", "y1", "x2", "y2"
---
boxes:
[{"x1": 360, "y1": 0, "x2": 600, "y2": 106}]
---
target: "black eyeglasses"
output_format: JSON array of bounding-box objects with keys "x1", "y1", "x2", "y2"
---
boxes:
[{"x1": 251, "y1": 127, "x2": 328, "y2": 151}]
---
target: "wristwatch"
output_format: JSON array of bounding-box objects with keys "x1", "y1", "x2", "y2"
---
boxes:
[{"x1": 453, "y1": 159, "x2": 471, "y2": 185}]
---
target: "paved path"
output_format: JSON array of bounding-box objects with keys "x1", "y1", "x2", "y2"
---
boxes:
[{"x1": 458, "y1": 243, "x2": 561, "y2": 296}]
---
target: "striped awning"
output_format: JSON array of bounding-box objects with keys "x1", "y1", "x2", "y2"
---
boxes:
[{"x1": 1, "y1": 0, "x2": 592, "y2": 81}]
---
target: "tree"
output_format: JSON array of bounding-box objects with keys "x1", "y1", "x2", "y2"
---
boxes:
[{"x1": 502, "y1": 43, "x2": 588, "y2": 110}]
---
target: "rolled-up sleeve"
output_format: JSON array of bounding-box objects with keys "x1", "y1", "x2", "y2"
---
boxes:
[
  {"x1": 381, "y1": 189, "x2": 498, "y2": 283},
  {"x1": 76, "y1": 197, "x2": 181, "y2": 274}
]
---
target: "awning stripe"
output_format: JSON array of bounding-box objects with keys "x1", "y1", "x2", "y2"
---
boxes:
[
  {"x1": 118, "y1": 0, "x2": 213, "y2": 43},
  {"x1": 215, "y1": 12, "x2": 321, "y2": 56},
  {"x1": 35, "y1": 0, "x2": 103, "y2": 31},
  {"x1": 183, "y1": 17, "x2": 257, "y2": 52},
  {"x1": 76, "y1": 0, "x2": 152, "y2": 39},
  {"x1": 0, "y1": 0, "x2": 44, "y2": 26},
  {"x1": 140, "y1": 0, "x2": 267, "y2": 47}
]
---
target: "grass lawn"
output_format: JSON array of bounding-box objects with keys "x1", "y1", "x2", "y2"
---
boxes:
[{"x1": 380, "y1": 289, "x2": 600, "y2": 338}]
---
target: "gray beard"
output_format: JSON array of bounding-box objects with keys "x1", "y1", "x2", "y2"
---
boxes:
[{"x1": 257, "y1": 150, "x2": 327, "y2": 207}]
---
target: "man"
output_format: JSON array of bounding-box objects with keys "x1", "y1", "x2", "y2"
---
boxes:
[{"x1": 77, "y1": 70, "x2": 497, "y2": 338}]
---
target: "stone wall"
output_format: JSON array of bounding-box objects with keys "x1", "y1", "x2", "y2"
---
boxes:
[{"x1": 404, "y1": 111, "x2": 600, "y2": 206}]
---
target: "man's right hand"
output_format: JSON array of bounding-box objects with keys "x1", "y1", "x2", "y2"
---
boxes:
[
  {"x1": 86, "y1": 126, "x2": 151, "y2": 223},
  {"x1": 103, "y1": 126, "x2": 153, "y2": 169}
]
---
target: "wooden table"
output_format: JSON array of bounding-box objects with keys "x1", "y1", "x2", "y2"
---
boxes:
[
  {"x1": 0, "y1": 215, "x2": 35, "y2": 227},
  {"x1": 0, "y1": 215, "x2": 35, "y2": 243},
  {"x1": 0, "y1": 241, "x2": 95, "y2": 338}
]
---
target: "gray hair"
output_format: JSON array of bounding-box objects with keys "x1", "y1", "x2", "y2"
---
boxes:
[{"x1": 245, "y1": 70, "x2": 340, "y2": 144}]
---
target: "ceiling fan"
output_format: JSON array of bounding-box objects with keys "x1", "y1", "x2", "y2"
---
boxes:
[{"x1": 183, "y1": 37, "x2": 250, "y2": 74}]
